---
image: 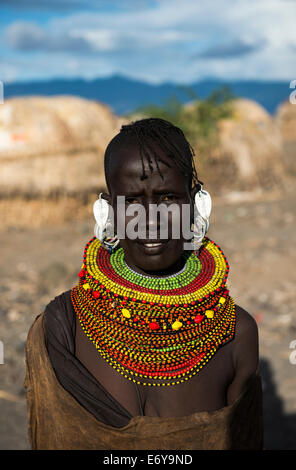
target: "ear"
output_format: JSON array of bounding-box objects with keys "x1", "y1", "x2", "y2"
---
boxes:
[
  {"x1": 190, "y1": 182, "x2": 201, "y2": 201},
  {"x1": 189, "y1": 183, "x2": 201, "y2": 224},
  {"x1": 101, "y1": 191, "x2": 111, "y2": 205},
  {"x1": 100, "y1": 191, "x2": 118, "y2": 231}
]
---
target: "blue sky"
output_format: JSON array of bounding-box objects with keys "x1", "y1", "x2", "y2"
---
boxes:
[{"x1": 0, "y1": 0, "x2": 295, "y2": 84}]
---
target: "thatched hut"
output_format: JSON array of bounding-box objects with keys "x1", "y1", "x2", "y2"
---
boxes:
[
  {"x1": 199, "y1": 98, "x2": 285, "y2": 194},
  {"x1": 0, "y1": 95, "x2": 121, "y2": 198},
  {"x1": 274, "y1": 100, "x2": 296, "y2": 175}
]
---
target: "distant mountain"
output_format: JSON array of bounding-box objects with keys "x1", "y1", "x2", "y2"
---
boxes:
[{"x1": 3, "y1": 73, "x2": 290, "y2": 115}]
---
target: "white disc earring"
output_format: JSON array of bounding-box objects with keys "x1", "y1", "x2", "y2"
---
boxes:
[
  {"x1": 93, "y1": 193, "x2": 120, "y2": 253},
  {"x1": 192, "y1": 186, "x2": 212, "y2": 251}
]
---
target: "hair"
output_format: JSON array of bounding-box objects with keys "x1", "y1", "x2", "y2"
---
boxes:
[{"x1": 104, "y1": 117, "x2": 203, "y2": 193}]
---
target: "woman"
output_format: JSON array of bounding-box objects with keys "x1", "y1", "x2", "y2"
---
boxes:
[{"x1": 24, "y1": 118, "x2": 263, "y2": 450}]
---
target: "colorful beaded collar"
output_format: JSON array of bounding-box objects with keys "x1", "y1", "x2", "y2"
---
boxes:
[{"x1": 71, "y1": 236, "x2": 236, "y2": 386}]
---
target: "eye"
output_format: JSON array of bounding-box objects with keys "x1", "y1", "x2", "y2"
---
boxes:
[
  {"x1": 126, "y1": 198, "x2": 139, "y2": 204},
  {"x1": 162, "y1": 194, "x2": 176, "y2": 202}
]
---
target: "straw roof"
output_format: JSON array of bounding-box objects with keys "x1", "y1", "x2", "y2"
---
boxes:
[
  {"x1": 208, "y1": 98, "x2": 285, "y2": 192},
  {"x1": 275, "y1": 100, "x2": 296, "y2": 142},
  {"x1": 274, "y1": 100, "x2": 296, "y2": 175},
  {"x1": 0, "y1": 95, "x2": 121, "y2": 197}
]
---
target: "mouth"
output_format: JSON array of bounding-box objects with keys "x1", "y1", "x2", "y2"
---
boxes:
[{"x1": 136, "y1": 239, "x2": 170, "y2": 254}]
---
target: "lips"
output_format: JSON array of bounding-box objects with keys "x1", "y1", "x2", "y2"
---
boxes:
[
  {"x1": 136, "y1": 239, "x2": 169, "y2": 254},
  {"x1": 142, "y1": 243, "x2": 162, "y2": 247},
  {"x1": 136, "y1": 239, "x2": 169, "y2": 245},
  {"x1": 137, "y1": 241, "x2": 169, "y2": 247}
]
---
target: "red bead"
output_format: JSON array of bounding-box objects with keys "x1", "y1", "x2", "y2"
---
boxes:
[
  {"x1": 194, "y1": 314, "x2": 204, "y2": 323},
  {"x1": 78, "y1": 270, "x2": 85, "y2": 278},
  {"x1": 92, "y1": 291, "x2": 100, "y2": 298},
  {"x1": 149, "y1": 321, "x2": 160, "y2": 330}
]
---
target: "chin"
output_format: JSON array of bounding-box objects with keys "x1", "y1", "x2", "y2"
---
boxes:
[
  {"x1": 124, "y1": 239, "x2": 184, "y2": 272},
  {"x1": 136, "y1": 254, "x2": 174, "y2": 272}
]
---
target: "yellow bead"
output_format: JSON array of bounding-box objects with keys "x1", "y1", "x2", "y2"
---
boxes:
[
  {"x1": 83, "y1": 283, "x2": 90, "y2": 290},
  {"x1": 122, "y1": 308, "x2": 131, "y2": 318},
  {"x1": 205, "y1": 310, "x2": 214, "y2": 318},
  {"x1": 172, "y1": 320, "x2": 183, "y2": 330},
  {"x1": 219, "y1": 297, "x2": 226, "y2": 304}
]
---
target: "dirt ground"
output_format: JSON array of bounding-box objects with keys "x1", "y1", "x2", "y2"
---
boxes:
[{"x1": 0, "y1": 183, "x2": 295, "y2": 450}]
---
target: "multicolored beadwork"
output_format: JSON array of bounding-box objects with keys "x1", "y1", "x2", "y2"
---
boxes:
[{"x1": 71, "y1": 236, "x2": 236, "y2": 386}]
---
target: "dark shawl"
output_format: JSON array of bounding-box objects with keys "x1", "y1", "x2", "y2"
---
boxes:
[
  {"x1": 43, "y1": 290, "x2": 133, "y2": 427},
  {"x1": 24, "y1": 290, "x2": 264, "y2": 450}
]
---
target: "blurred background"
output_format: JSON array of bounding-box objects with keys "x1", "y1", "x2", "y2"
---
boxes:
[{"x1": 0, "y1": 0, "x2": 295, "y2": 450}]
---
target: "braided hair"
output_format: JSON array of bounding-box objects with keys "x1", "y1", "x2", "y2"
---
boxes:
[{"x1": 104, "y1": 117, "x2": 203, "y2": 192}]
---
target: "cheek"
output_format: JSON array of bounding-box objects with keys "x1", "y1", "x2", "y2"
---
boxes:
[
  {"x1": 165, "y1": 204, "x2": 191, "y2": 237},
  {"x1": 115, "y1": 212, "x2": 142, "y2": 240}
]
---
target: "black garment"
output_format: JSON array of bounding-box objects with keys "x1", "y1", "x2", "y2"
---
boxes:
[
  {"x1": 44, "y1": 289, "x2": 263, "y2": 429},
  {"x1": 25, "y1": 310, "x2": 264, "y2": 449},
  {"x1": 44, "y1": 289, "x2": 139, "y2": 428}
]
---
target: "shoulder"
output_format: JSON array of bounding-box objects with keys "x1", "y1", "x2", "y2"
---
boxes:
[
  {"x1": 43, "y1": 289, "x2": 75, "y2": 336},
  {"x1": 44, "y1": 289, "x2": 72, "y2": 313},
  {"x1": 43, "y1": 289, "x2": 74, "y2": 323},
  {"x1": 27, "y1": 290, "x2": 72, "y2": 344},
  {"x1": 234, "y1": 304, "x2": 259, "y2": 346},
  {"x1": 232, "y1": 304, "x2": 259, "y2": 367},
  {"x1": 226, "y1": 304, "x2": 259, "y2": 404}
]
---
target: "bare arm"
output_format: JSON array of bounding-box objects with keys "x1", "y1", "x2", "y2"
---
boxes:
[{"x1": 227, "y1": 305, "x2": 259, "y2": 404}]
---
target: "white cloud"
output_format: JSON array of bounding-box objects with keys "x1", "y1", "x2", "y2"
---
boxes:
[
  {"x1": 4, "y1": 21, "x2": 47, "y2": 50},
  {"x1": 0, "y1": 63, "x2": 20, "y2": 83},
  {"x1": 1, "y1": 0, "x2": 295, "y2": 82}
]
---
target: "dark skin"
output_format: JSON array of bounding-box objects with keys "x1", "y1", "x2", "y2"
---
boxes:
[{"x1": 75, "y1": 142, "x2": 259, "y2": 417}]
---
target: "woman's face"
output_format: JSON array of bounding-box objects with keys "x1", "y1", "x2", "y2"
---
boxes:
[{"x1": 103, "y1": 142, "x2": 196, "y2": 276}]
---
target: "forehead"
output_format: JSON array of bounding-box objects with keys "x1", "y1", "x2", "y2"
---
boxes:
[{"x1": 108, "y1": 142, "x2": 189, "y2": 195}]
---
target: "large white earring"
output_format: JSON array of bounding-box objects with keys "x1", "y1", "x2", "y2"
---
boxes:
[
  {"x1": 192, "y1": 185, "x2": 212, "y2": 251},
  {"x1": 93, "y1": 193, "x2": 120, "y2": 253}
]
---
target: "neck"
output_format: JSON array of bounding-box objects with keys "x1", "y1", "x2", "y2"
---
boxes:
[{"x1": 124, "y1": 256, "x2": 187, "y2": 278}]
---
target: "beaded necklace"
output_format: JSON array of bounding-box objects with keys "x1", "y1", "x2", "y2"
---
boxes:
[
  {"x1": 123, "y1": 259, "x2": 188, "y2": 279},
  {"x1": 71, "y1": 236, "x2": 236, "y2": 387}
]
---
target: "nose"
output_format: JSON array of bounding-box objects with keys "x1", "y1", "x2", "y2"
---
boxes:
[
  {"x1": 147, "y1": 206, "x2": 159, "y2": 239},
  {"x1": 141, "y1": 198, "x2": 171, "y2": 240},
  {"x1": 138, "y1": 198, "x2": 158, "y2": 235}
]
